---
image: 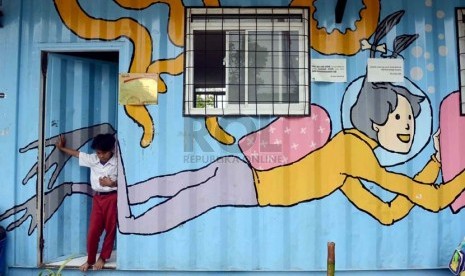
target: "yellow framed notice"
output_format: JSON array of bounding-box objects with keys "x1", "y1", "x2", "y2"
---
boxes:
[{"x1": 119, "y1": 73, "x2": 158, "y2": 105}]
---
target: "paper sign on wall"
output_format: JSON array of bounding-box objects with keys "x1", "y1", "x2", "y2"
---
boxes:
[
  {"x1": 119, "y1": 73, "x2": 158, "y2": 105},
  {"x1": 367, "y1": 58, "x2": 404, "y2": 83},
  {"x1": 311, "y1": 59, "x2": 347, "y2": 82}
]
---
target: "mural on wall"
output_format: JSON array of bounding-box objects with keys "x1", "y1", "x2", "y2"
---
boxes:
[
  {"x1": 0, "y1": 124, "x2": 116, "y2": 234},
  {"x1": 53, "y1": 0, "x2": 381, "y2": 147},
  {"x1": 2, "y1": 0, "x2": 465, "y2": 239}
]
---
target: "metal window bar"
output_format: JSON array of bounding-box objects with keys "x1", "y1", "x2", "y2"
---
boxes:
[
  {"x1": 185, "y1": 9, "x2": 192, "y2": 115},
  {"x1": 253, "y1": 9, "x2": 258, "y2": 115},
  {"x1": 203, "y1": 9, "x2": 208, "y2": 115},
  {"x1": 190, "y1": 14, "x2": 303, "y2": 21},
  {"x1": 286, "y1": 8, "x2": 291, "y2": 115},
  {"x1": 305, "y1": 8, "x2": 310, "y2": 113},
  {"x1": 459, "y1": 9, "x2": 465, "y2": 114},
  {"x1": 238, "y1": 8, "x2": 243, "y2": 115},
  {"x1": 186, "y1": 7, "x2": 309, "y2": 116},
  {"x1": 271, "y1": 9, "x2": 276, "y2": 115},
  {"x1": 221, "y1": 9, "x2": 225, "y2": 115},
  {"x1": 194, "y1": 88, "x2": 226, "y2": 109}
]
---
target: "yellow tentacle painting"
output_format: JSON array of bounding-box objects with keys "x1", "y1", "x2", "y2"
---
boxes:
[
  {"x1": 147, "y1": 53, "x2": 184, "y2": 93},
  {"x1": 54, "y1": 0, "x2": 380, "y2": 148},
  {"x1": 114, "y1": 0, "x2": 185, "y2": 47},
  {"x1": 291, "y1": 0, "x2": 380, "y2": 55}
]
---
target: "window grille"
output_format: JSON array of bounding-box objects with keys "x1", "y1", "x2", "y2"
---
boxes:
[
  {"x1": 184, "y1": 7, "x2": 310, "y2": 116},
  {"x1": 457, "y1": 8, "x2": 465, "y2": 114}
]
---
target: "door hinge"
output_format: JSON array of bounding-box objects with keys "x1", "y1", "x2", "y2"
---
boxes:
[
  {"x1": 39, "y1": 237, "x2": 44, "y2": 251},
  {"x1": 41, "y1": 52, "x2": 48, "y2": 76}
]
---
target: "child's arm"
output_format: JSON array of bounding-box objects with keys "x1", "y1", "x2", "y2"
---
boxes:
[{"x1": 55, "y1": 135, "x2": 79, "y2": 158}]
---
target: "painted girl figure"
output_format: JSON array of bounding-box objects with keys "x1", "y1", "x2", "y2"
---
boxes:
[
  {"x1": 115, "y1": 77, "x2": 465, "y2": 235},
  {"x1": 3, "y1": 9, "x2": 465, "y2": 236},
  {"x1": 3, "y1": 78, "x2": 463, "y2": 236}
]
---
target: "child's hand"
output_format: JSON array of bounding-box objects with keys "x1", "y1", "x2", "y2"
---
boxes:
[
  {"x1": 55, "y1": 135, "x2": 66, "y2": 149},
  {"x1": 99, "y1": 176, "x2": 115, "y2": 187},
  {"x1": 53, "y1": 134, "x2": 80, "y2": 158}
]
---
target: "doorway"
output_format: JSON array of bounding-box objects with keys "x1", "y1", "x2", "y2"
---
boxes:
[{"x1": 38, "y1": 51, "x2": 119, "y2": 268}]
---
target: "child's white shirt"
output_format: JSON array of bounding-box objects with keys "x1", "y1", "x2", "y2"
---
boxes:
[{"x1": 79, "y1": 152, "x2": 117, "y2": 193}]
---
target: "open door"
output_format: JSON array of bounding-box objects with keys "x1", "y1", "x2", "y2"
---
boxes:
[{"x1": 39, "y1": 52, "x2": 118, "y2": 264}]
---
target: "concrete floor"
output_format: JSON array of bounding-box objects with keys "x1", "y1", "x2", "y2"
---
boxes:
[{"x1": 46, "y1": 250, "x2": 116, "y2": 270}]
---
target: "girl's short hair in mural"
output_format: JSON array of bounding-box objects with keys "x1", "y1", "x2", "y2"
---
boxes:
[
  {"x1": 349, "y1": 9, "x2": 423, "y2": 145},
  {"x1": 350, "y1": 80, "x2": 425, "y2": 142}
]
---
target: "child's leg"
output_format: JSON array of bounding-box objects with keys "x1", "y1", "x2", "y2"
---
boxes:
[
  {"x1": 99, "y1": 193, "x2": 117, "y2": 263},
  {"x1": 118, "y1": 156, "x2": 258, "y2": 235},
  {"x1": 79, "y1": 262, "x2": 92, "y2": 272},
  {"x1": 94, "y1": 258, "x2": 106, "y2": 270},
  {"x1": 86, "y1": 196, "x2": 105, "y2": 265}
]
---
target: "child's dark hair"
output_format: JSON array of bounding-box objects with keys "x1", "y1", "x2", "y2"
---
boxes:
[{"x1": 91, "y1": 134, "x2": 115, "y2": 152}]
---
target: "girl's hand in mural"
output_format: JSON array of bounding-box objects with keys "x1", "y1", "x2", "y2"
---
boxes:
[
  {"x1": 20, "y1": 123, "x2": 115, "y2": 189},
  {"x1": 0, "y1": 183, "x2": 73, "y2": 235},
  {"x1": 433, "y1": 129, "x2": 441, "y2": 162}
]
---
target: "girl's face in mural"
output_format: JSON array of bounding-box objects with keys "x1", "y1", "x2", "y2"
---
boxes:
[{"x1": 373, "y1": 95, "x2": 414, "y2": 153}]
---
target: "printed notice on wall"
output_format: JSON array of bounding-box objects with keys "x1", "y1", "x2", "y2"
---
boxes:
[
  {"x1": 119, "y1": 73, "x2": 158, "y2": 105},
  {"x1": 311, "y1": 59, "x2": 347, "y2": 82},
  {"x1": 367, "y1": 58, "x2": 404, "y2": 83}
]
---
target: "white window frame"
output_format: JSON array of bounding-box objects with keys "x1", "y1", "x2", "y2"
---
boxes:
[{"x1": 184, "y1": 8, "x2": 310, "y2": 116}]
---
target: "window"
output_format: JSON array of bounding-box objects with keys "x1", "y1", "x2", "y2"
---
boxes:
[
  {"x1": 457, "y1": 8, "x2": 465, "y2": 114},
  {"x1": 184, "y1": 8, "x2": 310, "y2": 116}
]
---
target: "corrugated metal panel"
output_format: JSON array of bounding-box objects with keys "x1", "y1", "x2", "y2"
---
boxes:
[{"x1": 1, "y1": 0, "x2": 465, "y2": 273}]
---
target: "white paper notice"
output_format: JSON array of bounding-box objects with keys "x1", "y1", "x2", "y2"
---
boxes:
[
  {"x1": 367, "y1": 58, "x2": 404, "y2": 83},
  {"x1": 311, "y1": 59, "x2": 347, "y2": 82}
]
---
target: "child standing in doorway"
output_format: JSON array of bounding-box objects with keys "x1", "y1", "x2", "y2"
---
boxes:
[{"x1": 55, "y1": 133, "x2": 117, "y2": 271}]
